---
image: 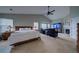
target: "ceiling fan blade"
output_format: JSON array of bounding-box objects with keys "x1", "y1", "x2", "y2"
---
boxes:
[
  {"x1": 47, "y1": 12, "x2": 53, "y2": 15},
  {"x1": 50, "y1": 10, "x2": 55, "y2": 12},
  {"x1": 50, "y1": 13, "x2": 53, "y2": 15},
  {"x1": 47, "y1": 6, "x2": 54, "y2": 15}
]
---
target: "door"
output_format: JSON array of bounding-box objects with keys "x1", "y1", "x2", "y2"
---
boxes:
[{"x1": 77, "y1": 23, "x2": 79, "y2": 52}]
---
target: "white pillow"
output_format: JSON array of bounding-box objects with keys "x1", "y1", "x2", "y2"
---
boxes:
[
  {"x1": 25, "y1": 28, "x2": 31, "y2": 30},
  {"x1": 19, "y1": 28, "x2": 25, "y2": 31},
  {"x1": 19, "y1": 28, "x2": 31, "y2": 31}
]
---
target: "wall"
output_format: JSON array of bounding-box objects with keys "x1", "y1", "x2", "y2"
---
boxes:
[
  {"x1": 0, "y1": 14, "x2": 51, "y2": 29},
  {"x1": 63, "y1": 15, "x2": 71, "y2": 33},
  {"x1": 70, "y1": 6, "x2": 79, "y2": 44},
  {"x1": 51, "y1": 19, "x2": 62, "y2": 24},
  {"x1": 70, "y1": 6, "x2": 79, "y2": 18}
]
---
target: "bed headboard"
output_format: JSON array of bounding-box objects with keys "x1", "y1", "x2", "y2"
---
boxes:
[{"x1": 15, "y1": 26, "x2": 33, "y2": 31}]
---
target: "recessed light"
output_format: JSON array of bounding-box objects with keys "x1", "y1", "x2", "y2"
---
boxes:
[{"x1": 9, "y1": 8, "x2": 13, "y2": 11}]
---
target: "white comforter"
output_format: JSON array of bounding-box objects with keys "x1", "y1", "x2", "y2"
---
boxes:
[{"x1": 8, "y1": 30, "x2": 40, "y2": 45}]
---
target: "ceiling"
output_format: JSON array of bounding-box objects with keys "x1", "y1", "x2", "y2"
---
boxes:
[
  {"x1": 0, "y1": 6, "x2": 47, "y2": 14},
  {"x1": 0, "y1": 6, "x2": 70, "y2": 20}
]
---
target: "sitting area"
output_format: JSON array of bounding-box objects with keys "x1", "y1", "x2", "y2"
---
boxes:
[{"x1": 40, "y1": 28, "x2": 58, "y2": 37}]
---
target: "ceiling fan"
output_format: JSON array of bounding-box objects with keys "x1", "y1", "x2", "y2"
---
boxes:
[{"x1": 47, "y1": 6, "x2": 55, "y2": 15}]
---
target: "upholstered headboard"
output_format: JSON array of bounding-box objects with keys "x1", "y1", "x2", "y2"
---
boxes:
[{"x1": 15, "y1": 26, "x2": 33, "y2": 31}]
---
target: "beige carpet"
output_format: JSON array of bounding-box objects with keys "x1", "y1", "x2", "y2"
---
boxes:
[{"x1": 11, "y1": 33, "x2": 77, "y2": 53}]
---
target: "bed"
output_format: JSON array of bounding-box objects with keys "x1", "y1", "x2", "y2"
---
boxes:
[{"x1": 8, "y1": 26, "x2": 41, "y2": 46}]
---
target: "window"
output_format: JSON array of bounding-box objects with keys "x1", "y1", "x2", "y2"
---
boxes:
[
  {"x1": 33, "y1": 22, "x2": 39, "y2": 30},
  {"x1": 41, "y1": 24, "x2": 47, "y2": 29},
  {"x1": 41, "y1": 23, "x2": 50, "y2": 29},
  {"x1": 0, "y1": 18, "x2": 13, "y2": 33}
]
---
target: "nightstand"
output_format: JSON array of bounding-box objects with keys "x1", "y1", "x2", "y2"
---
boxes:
[
  {"x1": 0, "y1": 34, "x2": 2, "y2": 41},
  {"x1": 2, "y1": 32, "x2": 11, "y2": 40}
]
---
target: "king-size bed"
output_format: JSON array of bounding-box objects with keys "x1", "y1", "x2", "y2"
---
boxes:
[{"x1": 8, "y1": 26, "x2": 41, "y2": 46}]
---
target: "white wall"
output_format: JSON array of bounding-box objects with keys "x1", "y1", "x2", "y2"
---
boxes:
[
  {"x1": 70, "y1": 6, "x2": 79, "y2": 18},
  {"x1": 70, "y1": 17, "x2": 79, "y2": 43},
  {"x1": 63, "y1": 16, "x2": 71, "y2": 33}
]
